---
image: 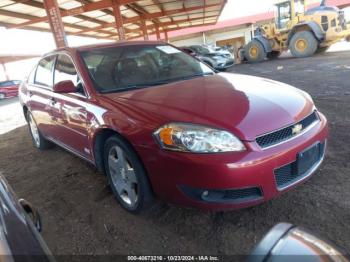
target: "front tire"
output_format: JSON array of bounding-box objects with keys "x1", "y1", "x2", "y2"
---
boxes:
[
  {"x1": 289, "y1": 31, "x2": 318, "y2": 58},
  {"x1": 244, "y1": 40, "x2": 267, "y2": 63},
  {"x1": 27, "y1": 112, "x2": 53, "y2": 150},
  {"x1": 104, "y1": 135, "x2": 154, "y2": 213}
]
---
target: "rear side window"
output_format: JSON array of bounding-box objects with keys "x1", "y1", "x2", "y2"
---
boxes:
[
  {"x1": 54, "y1": 54, "x2": 79, "y2": 86},
  {"x1": 35, "y1": 56, "x2": 56, "y2": 87}
]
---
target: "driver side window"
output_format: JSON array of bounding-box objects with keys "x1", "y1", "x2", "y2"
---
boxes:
[
  {"x1": 277, "y1": 2, "x2": 291, "y2": 29},
  {"x1": 54, "y1": 54, "x2": 85, "y2": 95}
]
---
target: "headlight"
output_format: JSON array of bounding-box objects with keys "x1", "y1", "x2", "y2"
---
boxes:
[
  {"x1": 213, "y1": 55, "x2": 224, "y2": 60},
  {"x1": 153, "y1": 123, "x2": 246, "y2": 153}
]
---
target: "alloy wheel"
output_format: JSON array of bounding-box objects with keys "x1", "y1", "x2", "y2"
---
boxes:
[
  {"x1": 29, "y1": 114, "x2": 40, "y2": 147},
  {"x1": 295, "y1": 38, "x2": 308, "y2": 52},
  {"x1": 108, "y1": 145, "x2": 139, "y2": 208},
  {"x1": 249, "y1": 46, "x2": 259, "y2": 58}
]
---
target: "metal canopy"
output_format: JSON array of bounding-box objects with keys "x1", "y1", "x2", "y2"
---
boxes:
[
  {"x1": 0, "y1": 54, "x2": 40, "y2": 64},
  {"x1": 0, "y1": 0, "x2": 226, "y2": 41}
]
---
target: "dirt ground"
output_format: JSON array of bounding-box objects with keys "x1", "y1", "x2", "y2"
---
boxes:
[{"x1": 0, "y1": 50, "x2": 350, "y2": 256}]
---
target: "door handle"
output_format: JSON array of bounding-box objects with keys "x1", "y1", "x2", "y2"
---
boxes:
[{"x1": 28, "y1": 91, "x2": 33, "y2": 97}]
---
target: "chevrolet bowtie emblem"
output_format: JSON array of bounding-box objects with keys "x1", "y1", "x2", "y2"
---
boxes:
[{"x1": 292, "y1": 124, "x2": 303, "y2": 135}]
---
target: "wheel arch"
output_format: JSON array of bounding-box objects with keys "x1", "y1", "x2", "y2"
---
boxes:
[
  {"x1": 93, "y1": 128, "x2": 117, "y2": 173},
  {"x1": 253, "y1": 35, "x2": 272, "y2": 53},
  {"x1": 288, "y1": 22, "x2": 324, "y2": 45},
  {"x1": 92, "y1": 127, "x2": 156, "y2": 197},
  {"x1": 92, "y1": 128, "x2": 149, "y2": 176},
  {"x1": 23, "y1": 105, "x2": 29, "y2": 122}
]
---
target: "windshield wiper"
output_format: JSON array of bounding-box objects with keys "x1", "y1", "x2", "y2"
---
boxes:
[
  {"x1": 100, "y1": 73, "x2": 215, "y2": 94},
  {"x1": 166, "y1": 72, "x2": 215, "y2": 82},
  {"x1": 100, "y1": 81, "x2": 170, "y2": 93}
]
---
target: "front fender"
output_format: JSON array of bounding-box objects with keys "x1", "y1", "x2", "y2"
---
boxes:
[
  {"x1": 254, "y1": 35, "x2": 272, "y2": 53},
  {"x1": 288, "y1": 21, "x2": 325, "y2": 44}
]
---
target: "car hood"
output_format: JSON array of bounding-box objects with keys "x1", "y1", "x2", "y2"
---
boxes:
[{"x1": 102, "y1": 73, "x2": 314, "y2": 141}]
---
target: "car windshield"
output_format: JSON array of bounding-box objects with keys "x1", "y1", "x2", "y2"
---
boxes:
[
  {"x1": 79, "y1": 44, "x2": 214, "y2": 93},
  {"x1": 191, "y1": 45, "x2": 213, "y2": 55}
]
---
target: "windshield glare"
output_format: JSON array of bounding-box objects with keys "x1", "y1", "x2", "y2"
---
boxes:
[
  {"x1": 80, "y1": 44, "x2": 213, "y2": 93},
  {"x1": 191, "y1": 45, "x2": 212, "y2": 54}
]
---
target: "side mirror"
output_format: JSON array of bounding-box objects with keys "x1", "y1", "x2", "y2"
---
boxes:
[
  {"x1": 53, "y1": 80, "x2": 76, "y2": 93},
  {"x1": 249, "y1": 223, "x2": 348, "y2": 262}
]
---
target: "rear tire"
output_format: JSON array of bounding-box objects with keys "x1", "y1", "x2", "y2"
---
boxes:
[
  {"x1": 104, "y1": 135, "x2": 154, "y2": 213},
  {"x1": 289, "y1": 31, "x2": 318, "y2": 58},
  {"x1": 244, "y1": 40, "x2": 267, "y2": 63},
  {"x1": 27, "y1": 112, "x2": 53, "y2": 150}
]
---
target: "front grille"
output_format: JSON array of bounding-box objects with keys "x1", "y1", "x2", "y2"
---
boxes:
[
  {"x1": 274, "y1": 142, "x2": 325, "y2": 189},
  {"x1": 223, "y1": 187, "x2": 262, "y2": 201},
  {"x1": 256, "y1": 111, "x2": 319, "y2": 149},
  {"x1": 179, "y1": 185, "x2": 262, "y2": 203}
]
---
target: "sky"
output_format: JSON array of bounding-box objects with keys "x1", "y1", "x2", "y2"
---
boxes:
[
  {"x1": 0, "y1": 0, "x2": 349, "y2": 80},
  {"x1": 219, "y1": 0, "x2": 275, "y2": 21}
]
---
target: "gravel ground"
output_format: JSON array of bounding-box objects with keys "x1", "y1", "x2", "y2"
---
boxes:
[{"x1": 0, "y1": 50, "x2": 350, "y2": 257}]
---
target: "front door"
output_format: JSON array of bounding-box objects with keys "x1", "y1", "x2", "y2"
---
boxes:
[
  {"x1": 276, "y1": 1, "x2": 292, "y2": 30},
  {"x1": 50, "y1": 54, "x2": 90, "y2": 158}
]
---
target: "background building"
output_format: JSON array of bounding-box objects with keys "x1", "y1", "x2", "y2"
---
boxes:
[{"x1": 168, "y1": 0, "x2": 350, "y2": 48}]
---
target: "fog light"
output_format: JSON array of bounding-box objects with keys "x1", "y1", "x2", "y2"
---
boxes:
[
  {"x1": 202, "y1": 190, "x2": 209, "y2": 198},
  {"x1": 0, "y1": 93, "x2": 4, "y2": 99}
]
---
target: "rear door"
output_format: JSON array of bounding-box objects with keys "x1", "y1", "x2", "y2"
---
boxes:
[
  {"x1": 50, "y1": 53, "x2": 90, "y2": 157},
  {"x1": 27, "y1": 55, "x2": 56, "y2": 138}
]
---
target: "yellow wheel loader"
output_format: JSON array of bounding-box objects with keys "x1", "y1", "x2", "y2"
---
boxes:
[{"x1": 243, "y1": 0, "x2": 350, "y2": 63}]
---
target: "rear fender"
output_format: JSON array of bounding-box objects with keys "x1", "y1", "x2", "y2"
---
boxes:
[{"x1": 288, "y1": 22, "x2": 324, "y2": 44}]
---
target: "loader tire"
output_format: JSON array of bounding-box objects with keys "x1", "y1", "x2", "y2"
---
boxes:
[
  {"x1": 244, "y1": 40, "x2": 267, "y2": 63},
  {"x1": 289, "y1": 31, "x2": 318, "y2": 58}
]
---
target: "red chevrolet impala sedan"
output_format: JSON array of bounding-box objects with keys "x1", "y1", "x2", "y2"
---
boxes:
[
  {"x1": 19, "y1": 42, "x2": 328, "y2": 213},
  {"x1": 0, "y1": 80, "x2": 21, "y2": 99}
]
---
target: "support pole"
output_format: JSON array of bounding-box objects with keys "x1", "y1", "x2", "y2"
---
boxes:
[
  {"x1": 141, "y1": 19, "x2": 149, "y2": 40},
  {"x1": 112, "y1": 0, "x2": 125, "y2": 40},
  {"x1": 155, "y1": 25, "x2": 161, "y2": 41},
  {"x1": 164, "y1": 30, "x2": 169, "y2": 42},
  {"x1": 1, "y1": 63, "x2": 9, "y2": 81},
  {"x1": 43, "y1": 0, "x2": 68, "y2": 48}
]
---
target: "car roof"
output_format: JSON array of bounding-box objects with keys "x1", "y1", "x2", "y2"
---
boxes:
[{"x1": 44, "y1": 41, "x2": 167, "y2": 56}]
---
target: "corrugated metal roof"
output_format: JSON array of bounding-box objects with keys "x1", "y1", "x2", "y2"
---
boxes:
[{"x1": 0, "y1": 0, "x2": 226, "y2": 40}]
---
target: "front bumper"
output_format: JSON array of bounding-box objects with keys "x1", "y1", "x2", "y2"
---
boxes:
[
  {"x1": 214, "y1": 58, "x2": 235, "y2": 70},
  {"x1": 136, "y1": 112, "x2": 328, "y2": 211}
]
